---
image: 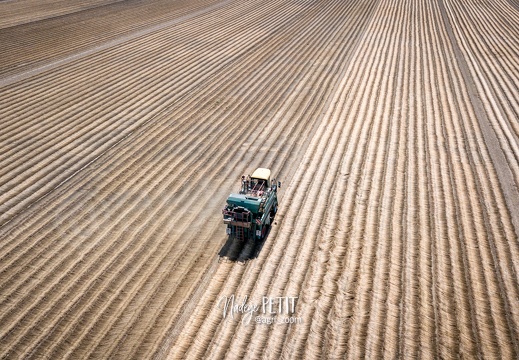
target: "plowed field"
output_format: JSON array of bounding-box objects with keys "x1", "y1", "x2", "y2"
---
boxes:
[{"x1": 1, "y1": 0, "x2": 518, "y2": 358}]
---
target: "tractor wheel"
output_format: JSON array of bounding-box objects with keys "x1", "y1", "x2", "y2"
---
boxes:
[{"x1": 269, "y1": 207, "x2": 276, "y2": 225}]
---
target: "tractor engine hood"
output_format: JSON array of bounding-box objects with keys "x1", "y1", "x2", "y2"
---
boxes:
[{"x1": 226, "y1": 193, "x2": 261, "y2": 214}]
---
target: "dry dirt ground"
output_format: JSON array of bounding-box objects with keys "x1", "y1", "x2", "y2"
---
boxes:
[{"x1": 1, "y1": 0, "x2": 519, "y2": 358}]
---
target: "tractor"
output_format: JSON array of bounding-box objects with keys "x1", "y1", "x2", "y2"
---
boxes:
[{"x1": 222, "y1": 168, "x2": 280, "y2": 241}]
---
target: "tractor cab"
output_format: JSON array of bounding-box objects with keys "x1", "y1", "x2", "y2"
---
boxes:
[
  {"x1": 250, "y1": 167, "x2": 271, "y2": 190},
  {"x1": 239, "y1": 167, "x2": 277, "y2": 196},
  {"x1": 224, "y1": 167, "x2": 280, "y2": 243}
]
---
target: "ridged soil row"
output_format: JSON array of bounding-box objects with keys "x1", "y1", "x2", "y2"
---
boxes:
[
  {"x1": 148, "y1": 1, "x2": 383, "y2": 357},
  {"x1": 0, "y1": 1, "x2": 268, "y2": 153},
  {"x1": 419, "y1": 2, "x2": 471, "y2": 358},
  {"x1": 426, "y1": 0, "x2": 518, "y2": 357},
  {"x1": 69, "y1": 0, "x2": 382, "y2": 348},
  {"x1": 2, "y1": 19, "x2": 306, "y2": 360},
  {"x1": 0, "y1": 0, "x2": 304, "y2": 354},
  {"x1": 0, "y1": 0, "x2": 286, "y2": 227},
  {"x1": 393, "y1": 2, "x2": 428, "y2": 357},
  {"x1": 269, "y1": 0, "x2": 407, "y2": 358},
  {"x1": 0, "y1": 0, "x2": 290, "y2": 250},
  {"x1": 313, "y1": 0, "x2": 413, "y2": 358},
  {"x1": 171, "y1": 2, "x2": 382, "y2": 357},
  {"x1": 443, "y1": 0, "x2": 519, "y2": 256},
  {"x1": 0, "y1": 0, "x2": 249, "y2": 139},
  {"x1": 0, "y1": 0, "x2": 123, "y2": 29},
  {"x1": 0, "y1": 3, "x2": 228, "y2": 135},
  {"x1": 79, "y1": 3, "x2": 358, "y2": 357},
  {"x1": 169, "y1": 0, "x2": 519, "y2": 358},
  {"x1": 0, "y1": 0, "x2": 304, "y2": 322},
  {"x1": 443, "y1": 0, "x2": 519, "y2": 190},
  {"x1": 171, "y1": 1, "x2": 378, "y2": 356},
  {"x1": 220, "y1": 1, "x2": 382, "y2": 358},
  {"x1": 338, "y1": 0, "x2": 413, "y2": 358},
  {"x1": 0, "y1": 0, "x2": 223, "y2": 74},
  {"x1": 1, "y1": 0, "x2": 354, "y2": 358},
  {"x1": 397, "y1": 2, "x2": 434, "y2": 357},
  {"x1": 0, "y1": 0, "x2": 286, "y2": 292},
  {"x1": 155, "y1": 1, "x2": 382, "y2": 358},
  {"x1": 378, "y1": 4, "x2": 412, "y2": 357},
  {"x1": 424, "y1": 3, "x2": 487, "y2": 357},
  {"x1": 0, "y1": 0, "x2": 247, "y2": 132}
]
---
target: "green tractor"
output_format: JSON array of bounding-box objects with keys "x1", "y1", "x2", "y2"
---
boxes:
[{"x1": 222, "y1": 168, "x2": 280, "y2": 241}]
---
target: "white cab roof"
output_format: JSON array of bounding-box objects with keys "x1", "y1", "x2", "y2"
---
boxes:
[{"x1": 251, "y1": 168, "x2": 271, "y2": 181}]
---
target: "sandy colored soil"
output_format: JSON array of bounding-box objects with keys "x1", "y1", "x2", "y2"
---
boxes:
[{"x1": 1, "y1": 0, "x2": 518, "y2": 358}]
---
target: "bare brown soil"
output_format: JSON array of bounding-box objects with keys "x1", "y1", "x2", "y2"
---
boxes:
[{"x1": 1, "y1": 0, "x2": 518, "y2": 358}]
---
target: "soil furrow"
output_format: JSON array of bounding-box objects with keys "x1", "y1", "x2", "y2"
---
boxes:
[{"x1": 2, "y1": 1, "x2": 518, "y2": 358}]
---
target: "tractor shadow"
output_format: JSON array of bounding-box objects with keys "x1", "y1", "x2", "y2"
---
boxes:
[{"x1": 218, "y1": 226, "x2": 271, "y2": 263}]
